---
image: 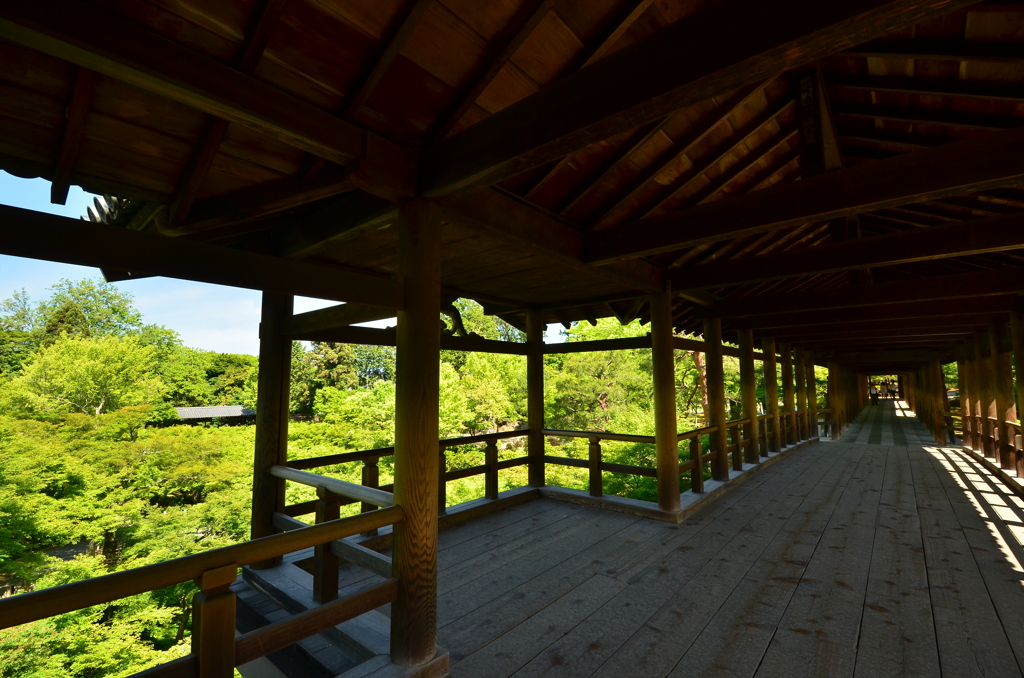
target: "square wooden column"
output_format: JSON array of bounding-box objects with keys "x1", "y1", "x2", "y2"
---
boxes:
[
  {"x1": 251, "y1": 292, "x2": 293, "y2": 569},
  {"x1": 737, "y1": 328, "x2": 760, "y2": 464},
  {"x1": 929, "y1": 358, "x2": 947, "y2": 445},
  {"x1": 805, "y1": 350, "x2": 817, "y2": 438},
  {"x1": 650, "y1": 292, "x2": 680, "y2": 512},
  {"x1": 391, "y1": 199, "x2": 441, "y2": 667},
  {"x1": 780, "y1": 342, "x2": 796, "y2": 446},
  {"x1": 795, "y1": 348, "x2": 808, "y2": 440},
  {"x1": 975, "y1": 331, "x2": 995, "y2": 459},
  {"x1": 526, "y1": 308, "x2": 545, "y2": 487},
  {"x1": 990, "y1": 322, "x2": 1015, "y2": 468},
  {"x1": 827, "y1": 362, "x2": 840, "y2": 440},
  {"x1": 762, "y1": 337, "x2": 781, "y2": 453},
  {"x1": 1010, "y1": 312, "x2": 1024, "y2": 475},
  {"x1": 956, "y1": 352, "x2": 969, "y2": 450},
  {"x1": 703, "y1": 318, "x2": 729, "y2": 481}
]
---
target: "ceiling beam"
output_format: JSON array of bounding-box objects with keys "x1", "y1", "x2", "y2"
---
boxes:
[
  {"x1": 670, "y1": 212, "x2": 1024, "y2": 291},
  {"x1": 826, "y1": 72, "x2": 1024, "y2": 103},
  {"x1": 708, "y1": 266, "x2": 1024, "y2": 318},
  {"x1": 768, "y1": 318, "x2": 998, "y2": 340},
  {"x1": 830, "y1": 101, "x2": 1019, "y2": 131},
  {"x1": 425, "y1": 0, "x2": 555, "y2": 144},
  {"x1": 738, "y1": 297, "x2": 1012, "y2": 331},
  {"x1": 420, "y1": 0, "x2": 977, "y2": 196},
  {"x1": 0, "y1": 0, "x2": 371, "y2": 167},
  {"x1": 342, "y1": 0, "x2": 434, "y2": 116},
  {"x1": 0, "y1": 204, "x2": 401, "y2": 309},
  {"x1": 587, "y1": 124, "x2": 1024, "y2": 264},
  {"x1": 50, "y1": 66, "x2": 96, "y2": 205},
  {"x1": 842, "y1": 38, "x2": 1024, "y2": 65}
]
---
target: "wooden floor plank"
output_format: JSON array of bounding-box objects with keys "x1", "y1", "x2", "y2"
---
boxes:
[
  {"x1": 852, "y1": 446, "x2": 940, "y2": 678},
  {"x1": 507, "y1": 441, "x2": 851, "y2": 678},
  {"x1": 665, "y1": 444, "x2": 866, "y2": 678},
  {"x1": 752, "y1": 442, "x2": 888, "y2": 678},
  {"x1": 907, "y1": 445, "x2": 1022, "y2": 678}
]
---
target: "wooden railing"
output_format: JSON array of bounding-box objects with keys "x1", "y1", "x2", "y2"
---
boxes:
[
  {"x1": 0, "y1": 505, "x2": 403, "y2": 678},
  {"x1": 962, "y1": 411, "x2": 1023, "y2": 469}
]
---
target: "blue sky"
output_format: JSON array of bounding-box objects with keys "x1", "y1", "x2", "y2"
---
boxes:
[{"x1": 0, "y1": 172, "x2": 556, "y2": 354}]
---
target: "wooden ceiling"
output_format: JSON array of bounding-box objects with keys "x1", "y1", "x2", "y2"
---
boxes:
[{"x1": 2, "y1": 0, "x2": 1024, "y2": 372}]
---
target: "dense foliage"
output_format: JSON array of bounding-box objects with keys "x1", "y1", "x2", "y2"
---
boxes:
[{"x1": 0, "y1": 278, "x2": 830, "y2": 677}]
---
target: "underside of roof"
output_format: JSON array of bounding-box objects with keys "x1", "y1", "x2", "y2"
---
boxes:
[{"x1": 2, "y1": 0, "x2": 1024, "y2": 373}]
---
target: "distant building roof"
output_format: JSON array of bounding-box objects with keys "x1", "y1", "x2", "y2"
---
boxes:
[{"x1": 175, "y1": 406, "x2": 255, "y2": 420}]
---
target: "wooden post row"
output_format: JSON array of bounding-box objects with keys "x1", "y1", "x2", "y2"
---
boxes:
[
  {"x1": 737, "y1": 328, "x2": 760, "y2": 465},
  {"x1": 763, "y1": 337, "x2": 781, "y2": 453},
  {"x1": 780, "y1": 343, "x2": 796, "y2": 446},
  {"x1": 703, "y1": 318, "x2": 729, "y2": 481}
]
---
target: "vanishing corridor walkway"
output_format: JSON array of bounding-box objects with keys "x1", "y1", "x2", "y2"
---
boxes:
[
  {"x1": 420, "y1": 439, "x2": 1024, "y2": 677},
  {"x1": 840, "y1": 400, "x2": 938, "y2": 446}
]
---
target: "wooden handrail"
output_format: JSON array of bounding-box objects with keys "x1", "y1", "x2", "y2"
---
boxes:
[
  {"x1": 542, "y1": 428, "x2": 656, "y2": 443},
  {"x1": 440, "y1": 429, "x2": 529, "y2": 446},
  {"x1": 0, "y1": 506, "x2": 403, "y2": 630},
  {"x1": 270, "y1": 466, "x2": 395, "y2": 507},
  {"x1": 678, "y1": 425, "x2": 717, "y2": 441},
  {"x1": 543, "y1": 455, "x2": 657, "y2": 478}
]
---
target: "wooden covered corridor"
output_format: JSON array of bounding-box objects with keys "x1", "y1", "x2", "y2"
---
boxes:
[{"x1": 4, "y1": 0, "x2": 1024, "y2": 676}]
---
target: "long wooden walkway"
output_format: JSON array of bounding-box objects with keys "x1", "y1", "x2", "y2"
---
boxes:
[{"x1": 428, "y1": 436, "x2": 1024, "y2": 677}]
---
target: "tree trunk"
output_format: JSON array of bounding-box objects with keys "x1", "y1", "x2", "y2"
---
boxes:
[{"x1": 691, "y1": 351, "x2": 710, "y2": 426}]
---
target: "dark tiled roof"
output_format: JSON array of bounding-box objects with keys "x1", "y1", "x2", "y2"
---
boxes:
[{"x1": 175, "y1": 406, "x2": 255, "y2": 419}]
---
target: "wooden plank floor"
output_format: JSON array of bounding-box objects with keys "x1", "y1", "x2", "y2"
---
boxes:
[{"x1": 434, "y1": 437, "x2": 1024, "y2": 677}]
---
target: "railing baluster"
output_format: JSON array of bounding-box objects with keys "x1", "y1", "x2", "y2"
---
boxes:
[
  {"x1": 438, "y1": 444, "x2": 447, "y2": 515},
  {"x1": 313, "y1": 489, "x2": 340, "y2": 604},
  {"x1": 361, "y1": 456, "x2": 380, "y2": 537},
  {"x1": 589, "y1": 437, "x2": 602, "y2": 497},
  {"x1": 689, "y1": 437, "x2": 703, "y2": 493},
  {"x1": 193, "y1": 563, "x2": 237, "y2": 678},
  {"x1": 485, "y1": 440, "x2": 499, "y2": 500}
]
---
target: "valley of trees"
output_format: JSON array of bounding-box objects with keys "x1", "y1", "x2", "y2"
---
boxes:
[{"x1": 0, "y1": 278, "x2": 827, "y2": 677}]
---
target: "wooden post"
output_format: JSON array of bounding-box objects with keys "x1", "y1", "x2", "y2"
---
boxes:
[
  {"x1": 527, "y1": 308, "x2": 545, "y2": 487},
  {"x1": 780, "y1": 342, "x2": 796, "y2": 445},
  {"x1": 966, "y1": 335, "x2": 981, "y2": 453},
  {"x1": 391, "y1": 199, "x2": 440, "y2": 667},
  {"x1": 930, "y1": 358, "x2": 947, "y2": 445},
  {"x1": 763, "y1": 337, "x2": 780, "y2": 453},
  {"x1": 805, "y1": 350, "x2": 818, "y2": 438},
  {"x1": 437, "y1": 445, "x2": 447, "y2": 515},
  {"x1": 192, "y1": 564, "x2": 237, "y2": 678},
  {"x1": 704, "y1": 318, "x2": 729, "y2": 481},
  {"x1": 484, "y1": 440, "x2": 499, "y2": 501},
  {"x1": 251, "y1": 292, "x2": 292, "y2": 569},
  {"x1": 737, "y1": 328, "x2": 760, "y2": 465},
  {"x1": 795, "y1": 348, "x2": 808, "y2": 440},
  {"x1": 975, "y1": 330, "x2": 995, "y2": 459},
  {"x1": 313, "y1": 489, "x2": 340, "y2": 604},
  {"x1": 650, "y1": 291, "x2": 680, "y2": 511},
  {"x1": 827, "y1": 362, "x2": 841, "y2": 440},
  {"x1": 361, "y1": 457, "x2": 380, "y2": 537},
  {"x1": 991, "y1": 322, "x2": 1015, "y2": 468},
  {"x1": 589, "y1": 438, "x2": 602, "y2": 497},
  {"x1": 1010, "y1": 312, "x2": 1024, "y2": 476},
  {"x1": 689, "y1": 437, "x2": 704, "y2": 493}
]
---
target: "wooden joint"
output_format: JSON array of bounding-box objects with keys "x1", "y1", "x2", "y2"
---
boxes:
[{"x1": 195, "y1": 563, "x2": 238, "y2": 595}]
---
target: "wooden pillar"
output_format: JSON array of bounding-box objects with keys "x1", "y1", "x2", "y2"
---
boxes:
[
  {"x1": 975, "y1": 331, "x2": 995, "y2": 458},
  {"x1": 963, "y1": 338, "x2": 978, "y2": 452},
  {"x1": 1010, "y1": 312, "x2": 1024, "y2": 476},
  {"x1": 805, "y1": 351, "x2": 818, "y2": 438},
  {"x1": 737, "y1": 328, "x2": 760, "y2": 464},
  {"x1": 763, "y1": 337, "x2": 781, "y2": 453},
  {"x1": 251, "y1": 292, "x2": 292, "y2": 568},
  {"x1": 780, "y1": 342, "x2": 796, "y2": 445},
  {"x1": 391, "y1": 200, "x2": 441, "y2": 666},
  {"x1": 930, "y1": 358, "x2": 947, "y2": 445},
  {"x1": 991, "y1": 322, "x2": 1015, "y2": 468},
  {"x1": 704, "y1": 318, "x2": 729, "y2": 481},
  {"x1": 526, "y1": 308, "x2": 545, "y2": 487},
  {"x1": 193, "y1": 564, "x2": 238, "y2": 678},
  {"x1": 795, "y1": 348, "x2": 808, "y2": 440},
  {"x1": 827, "y1": 362, "x2": 840, "y2": 440},
  {"x1": 650, "y1": 292, "x2": 680, "y2": 512},
  {"x1": 957, "y1": 354, "x2": 969, "y2": 449}
]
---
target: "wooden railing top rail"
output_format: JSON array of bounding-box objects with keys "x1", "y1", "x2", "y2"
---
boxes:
[
  {"x1": 677, "y1": 425, "x2": 717, "y2": 441},
  {"x1": 270, "y1": 466, "x2": 394, "y2": 507},
  {"x1": 288, "y1": 430, "x2": 530, "y2": 470},
  {"x1": 0, "y1": 506, "x2": 403, "y2": 630},
  {"x1": 542, "y1": 428, "x2": 656, "y2": 443}
]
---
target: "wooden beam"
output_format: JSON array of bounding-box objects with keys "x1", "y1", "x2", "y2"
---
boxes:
[
  {"x1": 343, "y1": 0, "x2": 434, "y2": 116},
  {"x1": 420, "y1": 0, "x2": 977, "y2": 196},
  {"x1": 569, "y1": 0, "x2": 655, "y2": 71},
  {"x1": 586, "y1": 124, "x2": 1024, "y2": 264},
  {"x1": 770, "y1": 318, "x2": 998, "y2": 341},
  {"x1": 437, "y1": 189, "x2": 667, "y2": 295},
  {"x1": 288, "y1": 324, "x2": 531, "y2": 355},
  {"x1": 0, "y1": 0, "x2": 369, "y2": 165},
  {"x1": 831, "y1": 101, "x2": 1020, "y2": 132},
  {"x1": 543, "y1": 336, "x2": 650, "y2": 353},
  {"x1": 708, "y1": 266, "x2": 1024, "y2": 318},
  {"x1": 0, "y1": 204, "x2": 402, "y2": 308},
  {"x1": 739, "y1": 297, "x2": 1013, "y2": 331},
  {"x1": 826, "y1": 72, "x2": 1024, "y2": 103},
  {"x1": 425, "y1": 0, "x2": 555, "y2": 144},
  {"x1": 282, "y1": 303, "x2": 397, "y2": 337},
  {"x1": 50, "y1": 66, "x2": 96, "y2": 205},
  {"x1": 670, "y1": 212, "x2": 1024, "y2": 291},
  {"x1": 275, "y1": 191, "x2": 397, "y2": 259},
  {"x1": 844, "y1": 39, "x2": 1024, "y2": 65}
]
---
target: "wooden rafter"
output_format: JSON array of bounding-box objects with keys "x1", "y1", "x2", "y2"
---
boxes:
[
  {"x1": 826, "y1": 73, "x2": 1024, "y2": 103},
  {"x1": 425, "y1": 0, "x2": 556, "y2": 145},
  {"x1": 420, "y1": 0, "x2": 980, "y2": 196},
  {"x1": 738, "y1": 297, "x2": 1013, "y2": 330},
  {"x1": 50, "y1": 66, "x2": 96, "y2": 205},
  {"x1": 830, "y1": 101, "x2": 1019, "y2": 132},
  {"x1": 587, "y1": 124, "x2": 1024, "y2": 263},
  {"x1": 842, "y1": 38, "x2": 1024, "y2": 64}
]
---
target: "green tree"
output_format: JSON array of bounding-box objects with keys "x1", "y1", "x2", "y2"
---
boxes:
[{"x1": 16, "y1": 336, "x2": 162, "y2": 416}]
